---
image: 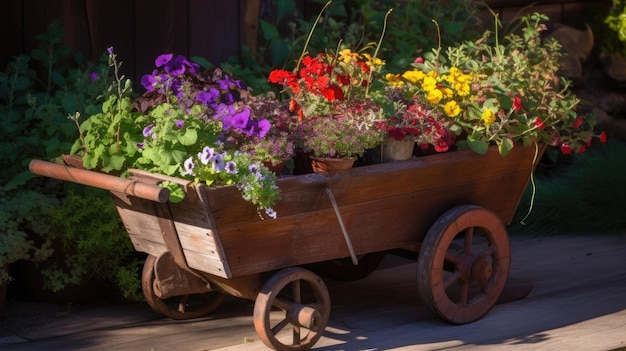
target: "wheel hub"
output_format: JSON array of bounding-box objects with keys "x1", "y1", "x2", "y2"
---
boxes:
[{"x1": 471, "y1": 256, "x2": 493, "y2": 286}]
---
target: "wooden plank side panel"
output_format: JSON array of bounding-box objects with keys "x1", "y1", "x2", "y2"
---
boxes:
[
  {"x1": 205, "y1": 146, "x2": 540, "y2": 227},
  {"x1": 112, "y1": 193, "x2": 167, "y2": 258},
  {"x1": 211, "y1": 146, "x2": 542, "y2": 277}
]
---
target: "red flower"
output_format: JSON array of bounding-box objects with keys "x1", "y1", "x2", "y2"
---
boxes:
[
  {"x1": 560, "y1": 142, "x2": 573, "y2": 155},
  {"x1": 388, "y1": 127, "x2": 407, "y2": 141},
  {"x1": 414, "y1": 56, "x2": 424, "y2": 63},
  {"x1": 533, "y1": 118, "x2": 545, "y2": 130},
  {"x1": 574, "y1": 116, "x2": 583, "y2": 129},
  {"x1": 600, "y1": 131, "x2": 607, "y2": 143},
  {"x1": 512, "y1": 96, "x2": 523, "y2": 111},
  {"x1": 336, "y1": 75, "x2": 350, "y2": 86},
  {"x1": 577, "y1": 144, "x2": 586, "y2": 153}
]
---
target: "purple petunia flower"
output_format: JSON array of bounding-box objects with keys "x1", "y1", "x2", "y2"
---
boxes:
[
  {"x1": 265, "y1": 208, "x2": 277, "y2": 219},
  {"x1": 164, "y1": 55, "x2": 188, "y2": 75},
  {"x1": 155, "y1": 54, "x2": 173, "y2": 68},
  {"x1": 197, "y1": 89, "x2": 219, "y2": 106},
  {"x1": 248, "y1": 164, "x2": 259, "y2": 175},
  {"x1": 198, "y1": 146, "x2": 215, "y2": 165},
  {"x1": 232, "y1": 108, "x2": 250, "y2": 130},
  {"x1": 225, "y1": 161, "x2": 237, "y2": 174},
  {"x1": 89, "y1": 72, "x2": 99, "y2": 82},
  {"x1": 256, "y1": 119, "x2": 271, "y2": 138},
  {"x1": 140, "y1": 74, "x2": 157, "y2": 91},
  {"x1": 142, "y1": 124, "x2": 155, "y2": 138},
  {"x1": 107, "y1": 46, "x2": 114, "y2": 55},
  {"x1": 212, "y1": 153, "x2": 225, "y2": 171},
  {"x1": 175, "y1": 119, "x2": 184, "y2": 128},
  {"x1": 136, "y1": 142, "x2": 144, "y2": 149},
  {"x1": 182, "y1": 156, "x2": 195, "y2": 176}
]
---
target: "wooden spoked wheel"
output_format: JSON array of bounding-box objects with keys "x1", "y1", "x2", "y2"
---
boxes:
[
  {"x1": 141, "y1": 255, "x2": 225, "y2": 320},
  {"x1": 417, "y1": 205, "x2": 510, "y2": 324},
  {"x1": 254, "y1": 267, "x2": 331, "y2": 351}
]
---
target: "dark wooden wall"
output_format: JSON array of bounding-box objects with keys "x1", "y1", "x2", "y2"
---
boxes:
[{"x1": 0, "y1": 0, "x2": 608, "y2": 86}]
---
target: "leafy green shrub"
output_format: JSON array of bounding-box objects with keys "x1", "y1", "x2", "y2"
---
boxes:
[
  {"x1": 1, "y1": 21, "x2": 142, "y2": 301},
  {"x1": 0, "y1": 190, "x2": 57, "y2": 283},
  {"x1": 40, "y1": 186, "x2": 142, "y2": 301}
]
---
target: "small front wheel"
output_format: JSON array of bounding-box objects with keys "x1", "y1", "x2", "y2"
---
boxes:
[
  {"x1": 141, "y1": 255, "x2": 225, "y2": 319},
  {"x1": 254, "y1": 267, "x2": 330, "y2": 351},
  {"x1": 417, "y1": 205, "x2": 510, "y2": 324}
]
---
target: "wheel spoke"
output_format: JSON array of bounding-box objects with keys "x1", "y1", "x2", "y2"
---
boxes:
[
  {"x1": 271, "y1": 316, "x2": 290, "y2": 336},
  {"x1": 292, "y1": 280, "x2": 301, "y2": 304},
  {"x1": 444, "y1": 252, "x2": 462, "y2": 265},
  {"x1": 273, "y1": 297, "x2": 294, "y2": 312},
  {"x1": 464, "y1": 227, "x2": 475, "y2": 254},
  {"x1": 444, "y1": 271, "x2": 462, "y2": 289},
  {"x1": 459, "y1": 280, "x2": 469, "y2": 305},
  {"x1": 293, "y1": 324, "x2": 301, "y2": 345}
]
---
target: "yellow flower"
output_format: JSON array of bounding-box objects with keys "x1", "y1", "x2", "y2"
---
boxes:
[
  {"x1": 482, "y1": 108, "x2": 496, "y2": 125},
  {"x1": 338, "y1": 49, "x2": 360, "y2": 64},
  {"x1": 422, "y1": 76, "x2": 437, "y2": 92},
  {"x1": 454, "y1": 82, "x2": 471, "y2": 96},
  {"x1": 442, "y1": 87, "x2": 454, "y2": 99},
  {"x1": 362, "y1": 53, "x2": 383, "y2": 67},
  {"x1": 402, "y1": 69, "x2": 425, "y2": 84},
  {"x1": 444, "y1": 100, "x2": 461, "y2": 117},
  {"x1": 385, "y1": 73, "x2": 404, "y2": 87},
  {"x1": 427, "y1": 89, "x2": 443, "y2": 104}
]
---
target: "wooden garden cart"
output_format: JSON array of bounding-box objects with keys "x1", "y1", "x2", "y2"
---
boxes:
[{"x1": 29, "y1": 144, "x2": 544, "y2": 350}]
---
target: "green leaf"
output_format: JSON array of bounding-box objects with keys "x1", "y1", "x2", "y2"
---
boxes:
[
  {"x1": 61, "y1": 95, "x2": 78, "y2": 114},
  {"x1": 191, "y1": 56, "x2": 213, "y2": 69},
  {"x1": 50, "y1": 71, "x2": 65, "y2": 86},
  {"x1": 467, "y1": 135, "x2": 489, "y2": 154},
  {"x1": 177, "y1": 128, "x2": 198, "y2": 146},
  {"x1": 109, "y1": 153, "x2": 126, "y2": 170},
  {"x1": 498, "y1": 138, "x2": 514, "y2": 156},
  {"x1": 260, "y1": 20, "x2": 280, "y2": 41},
  {"x1": 161, "y1": 181, "x2": 185, "y2": 203}
]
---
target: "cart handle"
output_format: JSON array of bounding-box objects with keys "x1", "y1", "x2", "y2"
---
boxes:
[
  {"x1": 29, "y1": 159, "x2": 170, "y2": 203},
  {"x1": 325, "y1": 188, "x2": 358, "y2": 265}
]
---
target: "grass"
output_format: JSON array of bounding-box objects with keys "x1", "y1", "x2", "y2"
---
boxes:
[{"x1": 509, "y1": 139, "x2": 626, "y2": 237}]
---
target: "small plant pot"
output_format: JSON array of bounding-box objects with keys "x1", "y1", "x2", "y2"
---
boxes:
[
  {"x1": 382, "y1": 137, "x2": 415, "y2": 162},
  {"x1": 309, "y1": 155, "x2": 357, "y2": 176}
]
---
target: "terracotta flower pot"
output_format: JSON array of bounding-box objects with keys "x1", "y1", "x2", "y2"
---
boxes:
[{"x1": 309, "y1": 155, "x2": 357, "y2": 176}]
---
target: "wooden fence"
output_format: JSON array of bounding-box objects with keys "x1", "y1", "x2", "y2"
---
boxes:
[{"x1": 0, "y1": 0, "x2": 609, "y2": 85}]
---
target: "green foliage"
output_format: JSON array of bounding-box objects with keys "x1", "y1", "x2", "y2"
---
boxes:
[
  {"x1": 40, "y1": 185, "x2": 143, "y2": 300},
  {"x1": 0, "y1": 21, "x2": 113, "y2": 191},
  {"x1": 606, "y1": 0, "x2": 626, "y2": 45},
  {"x1": 1, "y1": 22, "x2": 140, "y2": 301},
  {"x1": 0, "y1": 190, "x2": 57, "y2": 283}
]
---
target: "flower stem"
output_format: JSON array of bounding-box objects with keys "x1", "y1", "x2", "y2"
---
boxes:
[{"x1": 296, "y1": 0, "x2": 333, "y2": 71}]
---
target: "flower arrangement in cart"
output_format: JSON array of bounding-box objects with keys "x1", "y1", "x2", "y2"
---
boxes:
[
  {"x1": 377, "y1": 12, "x2": 605, "y2": 156},
  {"x1": 67, "y1": 10, "x2": 606, "y2": 220},
  {"x1": 70, "y1": 49, "x2": 287, "y2": 219}
]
